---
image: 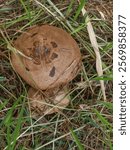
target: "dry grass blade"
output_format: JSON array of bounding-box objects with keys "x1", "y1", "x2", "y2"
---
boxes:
[
  {"x1": 87, "y1": 23, "x2": 106, "y2": 101},
  {"x1": 34, "y1": 0, "x2": 74, "y2": 32},
  {"x1": 78, "y1": 1, "x2": 106, "y2": 101},
  {"x1": 0, "y1": 29, "x2": 32, "y2": 60}
]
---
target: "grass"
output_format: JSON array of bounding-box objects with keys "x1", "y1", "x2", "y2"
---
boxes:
[{"x1": 0, "y1": 0, "x2": 112, "y2": 150}]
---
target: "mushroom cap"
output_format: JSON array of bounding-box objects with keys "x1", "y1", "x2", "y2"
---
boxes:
[
  {"x1": 11, "y1": 25, "x2": 81, "y2": 90},
  {"x1": 28, "y1": 87, "x2": 69, "y2": 116}
]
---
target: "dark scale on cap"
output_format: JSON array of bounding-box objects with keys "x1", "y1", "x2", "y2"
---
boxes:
[
  {"x1": 27, "y1": 48, "x2": 32, "y2": 50},
  {"x1": 51, "y1": 41, "x2": 57, "y2": 48},
  {"x1": 49, "y1": 66, "x2": 56, "y2": 77},
  {"x1": 43, "y1": 37, "x2": 47, "y2": 40},
  {"x1": 31, "y1": 33, "x2": 38, "y2": 37},
  {"x1": 51, "y1": 53, "x2": 58, "y2": 60},
  {"x1": 25, "y1": 67, "x2": 30, "y2": 71}
]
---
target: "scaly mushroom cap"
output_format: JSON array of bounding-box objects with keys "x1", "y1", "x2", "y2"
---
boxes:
[
  {"x1": 28, "y1": 87, "x2": 70, "y2": 116},
  {"x1": 11, "y1": 25, "x2": 81, "y2": 90}
]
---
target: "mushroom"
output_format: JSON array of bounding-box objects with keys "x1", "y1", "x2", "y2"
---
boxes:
[{"x1": 11, "y1": 25, "x2": 81, "y2": 116}]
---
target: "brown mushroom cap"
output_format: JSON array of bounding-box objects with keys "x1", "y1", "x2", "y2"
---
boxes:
[
  {"x1": 11, "y1": 25, "x2": 81, "y2": 90},
  {"x1": 28, "y1": 87, "x2": 70, "y2": 116}
]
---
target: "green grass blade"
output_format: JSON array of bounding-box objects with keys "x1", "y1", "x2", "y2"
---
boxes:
[
  {"x1": 11, "y1": 99, "x2": 25, "y2": 149},
  {"x1": 93, "y1": 76, "x2": 113, "y2": 81},
  {"x1": 70, "y1": 128, "x2": 85, "y2": 150},
  {"x1": 71, "y1": 23, "x2": 86, "y2": 34},
  {"x1": 20, "y1": 0, "x2": 31, "y2": 20},
  {"x1": 74, "y1": 0, "x2": 86, "y2": 21},
  {"x1": 0, "y1": 98, "x2": 9, "y2": 111},
  {"x1": 0, "y1": 7, "x2": 13, "y2": 12},
  {"x1": 7, "y1": 124, "x2": 12, "y2": 149},
  {"x1": 93, "y1": 109, "x2": 112, "y2": 130},
  {"x1": 99, "y1": 101, "x2": 113, "y2": 110},
  {"x1": 0, "y1": 76, "x2": 6, "y2": 82},
  {"x1": 66, "y1": 0, "x2": 75, "y2": 17},
  {"x1": 4, "y1": 99, "x2": 20, "y2": 126},
  {"x1": 3, "y1": 97, "x2": 21, "y2": 149},
  {"x1": 4, "y1": 96, "x2": 25, "y2": 150}
]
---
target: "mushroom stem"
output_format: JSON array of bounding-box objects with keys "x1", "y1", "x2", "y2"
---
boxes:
[{"x1": 28, "y1": 87, "x2": 70, "y2": 117}]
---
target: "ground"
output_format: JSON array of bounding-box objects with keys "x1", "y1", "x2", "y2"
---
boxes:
[{"x1": 0, "y1": 0, "x2": 112, "y2": 150}]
